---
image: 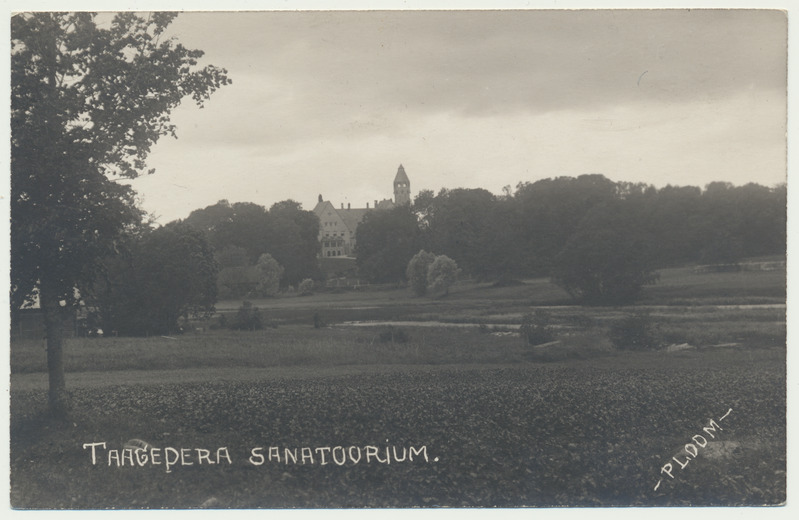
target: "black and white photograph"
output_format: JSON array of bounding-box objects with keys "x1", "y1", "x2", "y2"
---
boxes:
[{"x1": 5, "y1": 1, "x2": 791, "y2": 511}]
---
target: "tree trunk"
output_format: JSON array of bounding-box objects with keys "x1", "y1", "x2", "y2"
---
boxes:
[{"x1": 41, "y1": 290, "x2": 70, "y2": 417}]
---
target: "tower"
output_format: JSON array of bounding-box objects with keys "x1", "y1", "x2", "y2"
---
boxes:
[{"x1": 393, "y1": 164, "x2": 411, "y2": 205}]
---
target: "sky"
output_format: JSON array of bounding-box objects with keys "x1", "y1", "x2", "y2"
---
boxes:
[
  {"x1": 11, "y1": 4, "x2": 794, "y2": 224},
  {"x1": 117, "y1": 7, "x2": 788, "y2": 224}
]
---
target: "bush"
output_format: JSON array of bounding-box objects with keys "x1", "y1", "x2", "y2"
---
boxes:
[
  {"x1": 608, "y1": 311, "x2": 661, "y2": 350},
  {"x1": 406, "y1": 250, "x2": 436, "y2": 296},
  {"x1": 378, "y1": 326, "x2": 410, "y2": 343},
  {"x1": 427, "y1": 255, "x2": 459, "y2": 296},
  {"x1": 313, "y1": 312, "x2": 325, "y2": 329},
  {"x1": 298, "y1": 278, "x2": 315, "y2": 296},
  {"x1": 520, "y1": 310, "x2": 556, "y2": 346},
  {"x1": 255, "y1": 253, "x2": 284, "y2": 297},
  {"x1": 228, "y1": 301, "x2": 263, "y2": 331}
]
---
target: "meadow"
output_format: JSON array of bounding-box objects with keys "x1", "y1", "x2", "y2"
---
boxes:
[{"x1": 9, "y1": 264, "x2": 787, "y2": 508}]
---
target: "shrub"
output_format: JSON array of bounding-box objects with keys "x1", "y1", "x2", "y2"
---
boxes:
[
  {"x1": 520, "y1": 310, "x2": 556, "y2": 346},
  {"x1": 406, "y1": 250, "x2": 436, "y2": 296},
  {"x1": 313, "y1": 312, "x2": 325, "y2": 329},
  {"x1": 608, "y1": 311, "x2": 661, "y2": 350},
  {"x1": 298, "y1": 278, "x2": 315, "y2": 296},
  {"x1": 228, "y1": 301, "x2": 263, "y2": 331},
  {"x1": 255, "y1": 253, "x2": 284, "y2": 297},
  {"x1": 427, "y1": 255, "x2": 459, "y2": 296}
]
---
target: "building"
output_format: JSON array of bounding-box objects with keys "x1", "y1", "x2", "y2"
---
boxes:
[{"x1": 313, "y1": 164, "x2": 411, "y2": 258}]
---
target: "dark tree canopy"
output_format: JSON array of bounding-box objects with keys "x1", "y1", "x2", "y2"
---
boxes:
[
  {"x1": 550, "y1": 201, "x2": 660, "y2": 305},
  {"x1": 184, "y1": 199, "x2": 321, "y2": 290},
  {"x1": 417, "y1": 188, "x2": 496, "y2": 280},
  {"x1": 10, "y1": 12, "x2": 230, "y2": 414},
  {"x1": 355, "y1": 206, "x2": 421, "y2": 283},
  {"x1": 90, "y1": 223, "x2": 218, "y2": 336}
]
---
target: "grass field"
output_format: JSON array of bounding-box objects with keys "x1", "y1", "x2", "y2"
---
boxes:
[{"x1": 9, "y1": 264, "x2": 787, "y2": 508}]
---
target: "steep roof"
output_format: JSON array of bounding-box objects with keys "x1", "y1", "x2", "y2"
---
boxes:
[
  {"x1": 338, "y1": 208, "x2": 369, "y2": 232},
  {"x1": 394, "y1": 164, "x2": 410, "y2": 184}
]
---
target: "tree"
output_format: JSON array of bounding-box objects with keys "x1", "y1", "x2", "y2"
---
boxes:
[
  {"x1": 91, "y1": 223, "x2": 218, "y2": 336},
  {"x1": 265, "y1": 200, "x2": 321, "y2": 287},
  {"x1": 216, "y1": 266, "x2": 261, "y2": 300},
  {"x1": 406, "y1": 250, "x2": 436, "y2": 296},
  {"x1": 419, "y1": 188, "x2": 497, "y2": 279},
  {"x1": 550, "y1": 202, "x2": 659, "y2": 305},
  {"x1": 512, "y1": 174, "x2": 618, "y2": 275},
  {"x1": 214, "y1": 245, "x2": 250, "y2": 269},
  {"x1": 255, "y1": 253, "x2": 284, "y2": 297},
  {"x1": 186, "y1": 199, "x2": 321, "y2": 287},
  {"x1": 355, "y1": 206, "x2": 421, "y2": 283},
  {"x1": 10, "y1": 12, "x2": 230, "y2": 415},
  {"x1": 427, "y1": 255, "x2": 460, "y2": 296}
]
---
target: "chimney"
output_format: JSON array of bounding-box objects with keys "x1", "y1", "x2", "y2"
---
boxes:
[
  {"x1": 341, "y1": 203, "x2": 344, "y2": 209},
  {"x1": 347, "y1": 203, "x2": 351, "y2": 210},
  {"x1": 366, "y1": 202, "x2": 370, "y2": 209},
  {"x1": 374, "y1": 199, "x2": 378, "y2": 208}
]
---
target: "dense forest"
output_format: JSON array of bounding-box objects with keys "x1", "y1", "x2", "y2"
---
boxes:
[{"x1": 356, "y1": 174, "x2": 786, "y2": 286}]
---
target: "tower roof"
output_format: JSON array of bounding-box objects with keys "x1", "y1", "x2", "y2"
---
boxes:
[{"x1": 393, "y1": 164, "x2": 410, "y2": 184}]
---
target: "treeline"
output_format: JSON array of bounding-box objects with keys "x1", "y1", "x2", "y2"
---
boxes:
[
  {"x1": 356, "y1": 175, "x2": 785, "y2": 302},
  {"x1": 85, "y1": 174, "x2": 785, "y2": 334},
  {"x1": 182, "y1": 199, "x2": 321, "y2": 298}
]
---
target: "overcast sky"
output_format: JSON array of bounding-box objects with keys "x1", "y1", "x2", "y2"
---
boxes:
[{"x1": 112, "y1": 8, "x2": 788, "y2": 224}]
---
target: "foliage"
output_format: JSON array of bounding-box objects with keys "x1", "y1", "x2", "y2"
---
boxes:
[
  {"x1": 427, "y1": 255, "x2": 460, "y2": 295},
  {"x1": 416, "y1": 188, "x2": 498, "y2": 280},
  {"x1": 185, "y1": 199, "x2": 321, "y2": 288},
  {"x1": 10, "y1": 12, "x2": 230, "y2": 414},
  {"x1": 227, "y1": 301, "x2": 264, "y2": 331},
  {"x1": 266, "y1": 200, "x2": 323, "y2": 287},
  {"x1": 255, "y1": 254, "x2": 284, "y2": 297},
  {"x1": 409, "y1": 175, "x2": 785, "y2": 283},
  {"x1": 298, "y1": 278, "x2": 315, "y2": 296},
  {"x1": 90, "y1": 223, "x2": 218, "y2": 336},
  {"x1": 216, "y1": 266, "x2": 260, "y2": 300},
  {"x1": 406, "y1": 250, "x2": 436, "y2": 296},
  {"x1": 214, "y1": 245, "x2": 250, "y2": 269},
  {"x1": 355, "y1": 206, "x2": 421, "y2": 283},
  {"x1": 608, "y1": 311, "x2": 662, "y2": 351},
  {"x1": 519, "y1": 310, "x2": 556, "y2": 346},
  {"x1": 313, "y1": 312, "x2": 325, "y2": 328},
  {"x1": 551, "y1": 201, "x2": 660, "y2": 305}
]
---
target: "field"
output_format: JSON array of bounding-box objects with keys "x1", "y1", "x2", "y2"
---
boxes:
[{"x1": 9, "y1": 265, "x2": 787, "y2": 508}]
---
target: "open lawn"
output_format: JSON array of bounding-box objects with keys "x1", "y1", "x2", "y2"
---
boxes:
[{"x1": 9, "y1": 264, "x2": 787, "y2": 508}]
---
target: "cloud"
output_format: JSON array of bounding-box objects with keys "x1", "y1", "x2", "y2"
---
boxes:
[
  {"x1": 159, "y1": 10, "x2": 785, "y2": 148},
  {"x1": 130, "y1": 9, "x2": 786, "y2": 223}
]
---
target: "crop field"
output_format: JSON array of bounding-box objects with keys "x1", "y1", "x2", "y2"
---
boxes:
[{"x1": 9, "y1": 265, "x2": 787, "y2": 509}]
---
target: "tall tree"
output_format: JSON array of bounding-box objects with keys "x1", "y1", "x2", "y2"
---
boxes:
[
  {"x1": 355, "y1": 206, "x2": 421, "y2": 283},
  {"x1": 420, "y1": 188, "x2": 496, "y2": 279},
  {"x1": 91, "y1": 223, "x2": 218, "y2": 336},
  {"x1": 266, "y1": 200, "x2": 321, "y2": 287},
  {"x1": 550, "y1": 200, "x2": 660, "y2": 305},
  {"x1": 10, "y1": 12, "x2": 230, "y2": 415}
]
